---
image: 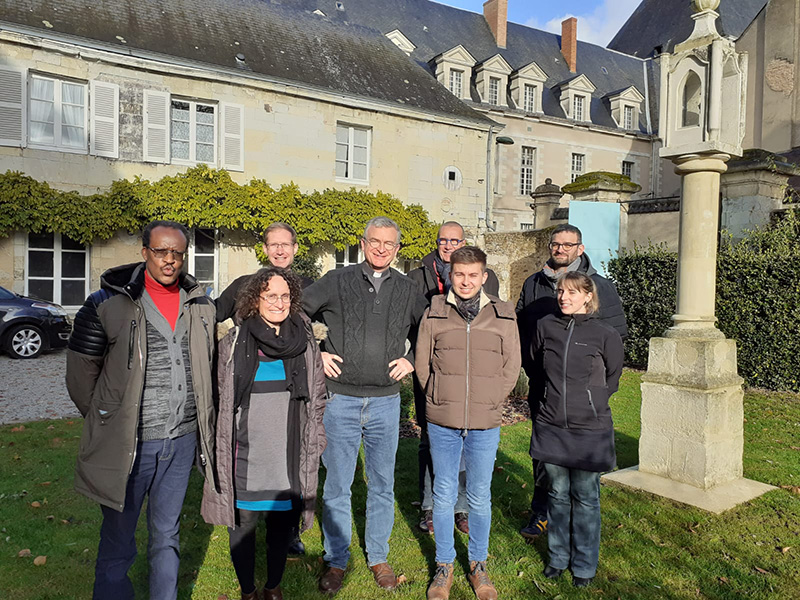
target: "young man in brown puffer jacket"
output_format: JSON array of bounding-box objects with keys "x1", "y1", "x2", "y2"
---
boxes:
[{"x1": 415, "y1": 246, "x2": 521, "y2": 600}]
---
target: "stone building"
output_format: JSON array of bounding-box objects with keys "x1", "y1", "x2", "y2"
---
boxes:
[{"x1": 0, "y1": 0, "x2": 495, "y2": 307}]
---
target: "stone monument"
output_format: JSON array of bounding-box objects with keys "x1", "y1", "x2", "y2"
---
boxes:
[{"x1": 602, "y1": 0, "x2": 775, "y2": 512}]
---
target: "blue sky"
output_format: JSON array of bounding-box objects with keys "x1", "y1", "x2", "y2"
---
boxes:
[{"x1": 435, "y1": 0, "x2": 641, "y2": 47}]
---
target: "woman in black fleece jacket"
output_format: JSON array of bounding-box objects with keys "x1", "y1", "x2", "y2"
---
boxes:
[{"x1": 529, "y1": 272, "x2": 623, "y2": 588}]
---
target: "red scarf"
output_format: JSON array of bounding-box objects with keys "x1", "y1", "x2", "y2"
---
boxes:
[{"x1": 144, "y1": 270, "x2": 181, "y2": 331}]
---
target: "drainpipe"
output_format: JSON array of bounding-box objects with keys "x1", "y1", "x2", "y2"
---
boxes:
[{"x1": 485, "y1": 125, "x2": 495, "y2": 231}]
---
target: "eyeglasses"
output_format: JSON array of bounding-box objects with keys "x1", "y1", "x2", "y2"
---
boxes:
[
  {"x1": 266, "y1": 242, "x2": 294, "y2": 251},
  {"x1": 549, "y1": 242, "x2": 580, "y2": 250},
  {"x1": 437, "y1": 238, "x2": 465, "y2": 247},
  {"x1": 146, "y1": 247, "x2": 186, "y2": 260},
  {"x1": 259, "y1": 293, "x2": 291, "y2": 305},
  {"x1": 363, "y1": 238, "x2": 400, "y2": 250}
]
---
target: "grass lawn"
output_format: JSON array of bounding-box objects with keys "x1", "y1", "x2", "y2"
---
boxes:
[{"x1": 1, "y1": 371, "x2": 799, "y2": 599}]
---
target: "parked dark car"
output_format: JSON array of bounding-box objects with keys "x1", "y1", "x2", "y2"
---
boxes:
[{"x1": 0, "y1": 286, "x2": 72, "y2": 359}]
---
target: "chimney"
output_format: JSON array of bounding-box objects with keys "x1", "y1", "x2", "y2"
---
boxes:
[
  {"x1": 483, "y1": 0, "x2": 508, "y2": 49},
  {"x1": 561, "y1": 17, "x2": 577, "y2": 73}
]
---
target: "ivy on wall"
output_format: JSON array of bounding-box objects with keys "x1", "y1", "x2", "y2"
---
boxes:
[{"x1": 0, "y1": 165, "x2": 439, "y2": 259}]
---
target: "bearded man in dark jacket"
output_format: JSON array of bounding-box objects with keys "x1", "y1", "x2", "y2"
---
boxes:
[
  {"x1": 515, "y1": 223, "x2": 627, "y2": 541},
  {"x1": 407, "y1": 221, "x2": 500, "y2": 536}
]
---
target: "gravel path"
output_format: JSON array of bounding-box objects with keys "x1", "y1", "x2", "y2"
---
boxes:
[{"x1": 0, "y1": 350, "x2": 80, "y2": 424}]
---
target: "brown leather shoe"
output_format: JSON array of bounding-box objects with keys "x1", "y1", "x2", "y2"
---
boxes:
[
  {"x1": 468, "y1": 561, "x2": 497, "y2": 600},
  {"x1": 262, "y1": 586, "x2": 283, "y2": 600},
  {"x1": 241, "y1": 589, "x2": 260, "y2": 600},
  {"x1": 427, "y1": 563, "x2": 454, "y2": 600},
  {"x1": 370, "y1": 562, "x2": 399, "y2": 590},
  {"x1": 319, "y1": 566, "x2": 346, "y2": 595}
]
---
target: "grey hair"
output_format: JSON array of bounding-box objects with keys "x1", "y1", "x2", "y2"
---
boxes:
[{"x1": 363, "y1": 216, "x2": 401, "y2": 243}]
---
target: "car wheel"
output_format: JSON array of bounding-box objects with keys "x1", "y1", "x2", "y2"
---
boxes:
[{"x1": 6, "y1": 324, "x2": 45, "y2": 359}]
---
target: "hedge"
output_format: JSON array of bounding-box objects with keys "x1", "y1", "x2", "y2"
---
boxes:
[{"x1": 607, "y1": 211, "x2": 800, "y2": 392}]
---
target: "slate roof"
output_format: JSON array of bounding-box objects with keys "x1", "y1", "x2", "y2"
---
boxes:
[
  {"x1": 280, "y1": 0, "x2": 659, "y2": 133},
  {"x1": 609, "y1": 0, "x2": 769, "y2": 58},
  {"x1": 0, "y1": 0, "x2": 492, "y2": 125}
]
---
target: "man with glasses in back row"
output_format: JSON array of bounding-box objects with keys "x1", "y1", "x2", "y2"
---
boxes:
[
  {"x1": 408, "y1": 222, "x2": 500, "y2": 535},
  {"x1": 303, "y1": 216, "x2": 427, "y2": 595},
  {"x1": 66, "y1": 220, "x2": 217, "y2": 600},
  {"x1": 515, "y1": 223, "x2": 627, "y2": 542}
]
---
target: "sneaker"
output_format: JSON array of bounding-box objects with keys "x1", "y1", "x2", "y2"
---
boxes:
[
  {"x1": 519, "y1": 514, "x2": 547, "y2": 540},
  {"x1": 468, "y1": 561, "x2": 497, "y2": 600},
  {"x1": 573, "y1": 576, "x2": 593, "y2": 588},
  {"x1": 419, "y1": 509, "x2": 434, "y2": 534},
  {"x1": 455, "y1": 511, "x2": 470, "y2": 534},
  {"x1": 427, "y1": 563, "x2": 454, "y2": 599}
]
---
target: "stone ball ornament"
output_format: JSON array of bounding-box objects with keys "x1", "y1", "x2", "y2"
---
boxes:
[{"x1": 692, "y1": 0, "x2": 720, "y2": 12}]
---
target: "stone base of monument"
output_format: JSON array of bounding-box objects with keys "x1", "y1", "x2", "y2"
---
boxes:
[
  {"x1": 602, "y1": 333, "x2": 776, "y2": 513},
  {"x1": 602, "y1": 467, "x2": 776, "y2": 514}
]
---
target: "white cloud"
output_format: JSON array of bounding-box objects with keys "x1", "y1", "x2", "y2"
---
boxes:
[{"x1": 524, "y1": 0, "x2": 640, "y2": 47}]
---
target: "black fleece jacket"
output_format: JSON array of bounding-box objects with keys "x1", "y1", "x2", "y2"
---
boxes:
[{"x1": 516, "y1": 253, "x2": 627, "y2": 377}]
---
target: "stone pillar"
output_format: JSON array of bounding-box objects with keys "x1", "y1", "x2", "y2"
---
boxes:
[
  {"x1": 602, "y1": 0, "x2": 775, "y2": 513},
  {"x1": 721, "y1": 150, "x2": 800, "y2": 241},
  {"x1": 527, "y1": 178, "x2": 562, "y2": 229},
  {"x1": 670, "y1": 154, "x2": 728, "y2": 334},
  {"x1": 561, "y1": 171, "x2": 641, "y2": 252}
]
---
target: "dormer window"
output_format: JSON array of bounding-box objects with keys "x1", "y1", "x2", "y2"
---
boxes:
[
  {"x1": 449, "y1": 69, "x2": 463, "y2": 97},
  {"x1": 605, "y1": 85, "x2": 645, "y2": 131},
  {"x1": 385, "y1": 29, "x2": 416, "y2": 57},
  {"x1": 510, "y1": 61, "x2": 547, "y2": 114},
  {"x1": 488, "y1": 77, "x2": 500, "y2": 105},
  {"x1": 430, "y1": 45, "x2": 477, "y2": 101},
  {"x1": 475, "y1": 54, "x2": 512, "y2": 107},
  {"x1": 523, "y1": 84, "x2": 536, "y2": 112},
  {"x1": 573, "y1": 95, "x2": 585, "y2": 122},
  {"x1": 557, "y1": 74, "x2": 596, "y2": 123}
]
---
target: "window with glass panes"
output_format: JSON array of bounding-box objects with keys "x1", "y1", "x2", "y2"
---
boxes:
[
  {"x1": 335, "y1": 245, "x2": 361, "y2": 269},
  {"x1": 26, "y1": 232, "x2": 88, "y2": 307},
  {"x1": 573, "y1": 95, "x2": 585, "y2": 121},
  {"x1": 171, "y1": 100, "x2": 216, "y2": 164},
  {"x1": 449, "y1": 69, "x2": 463, "y2": 97},
  {"x1": 189, "y1": 228, "x2": 217, "y2": 297},
  {"x1": 622, "y1": 161, "x2": 634, "y2": 180},
  {"x1": 520, "y1": 146, "x2": 536, "y2": 195},
  {"x1": 571, "y1": 153, "x2": 585, "y2": 182},
  {"x1": 488, "y1": 77, "x2": 500, "y2": 105},
  {"x1": 624, "y1": 105, "x2": 635, "y2": 130},
  {"x1": 29, "y1": 75, "x2": 87, "y2": 151},
  {"x1": 523, "y1": 84, "x2": 537, "y2": 112},
  {"x1": 335, "y1": 124, "x2": 370, "y2": 183}
]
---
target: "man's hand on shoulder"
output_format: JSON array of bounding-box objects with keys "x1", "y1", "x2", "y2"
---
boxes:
[
  {"x1": 389, "y1": 357, "x2": 414, "y2": 381},
  {"x1": 321, "y1": 352, "x2": 343, "y2": 378}
]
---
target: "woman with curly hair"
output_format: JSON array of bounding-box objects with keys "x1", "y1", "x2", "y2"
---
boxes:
[{"x1": 202, "y1": 267, "x2": 327, "y2": 600}]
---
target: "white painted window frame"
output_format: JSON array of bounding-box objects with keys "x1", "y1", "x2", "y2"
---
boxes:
[
  {"x1": 27, "y1": 73, "x2": 88, "y2": 154},
  {"x1": 335, "y1": 244, "x2": 362, "y2": 269},
  {"x1": 449, "y1": 69, "x2": 463, "y2": 98},
  {"x1": 523, "y1": 83, "x2": 537, "y2": 113},
  {"x1": 25, "y1": 232, "x2": 90, "y2": 308},
  {"x1": 170, "y1": 98, "x2": 218, "y2": 167},
  {"x1": 573, "y1": 94, "x2": 585, "y2": 122},
  {"x1": 488, "y1": 76, "x2": 500, "y2": 106},
  {"x1": 335, "y1": 123, "x2": 371, "y2": 185},
  {"x1": 188, "y1": 228, "x2": 219, "y2": 298},
  {"x1": 520, "y1": 146, "x2": 536, "y2": 196},
  {"x1": 571, "y1": 153, "x2": 585, "y2": 182}
]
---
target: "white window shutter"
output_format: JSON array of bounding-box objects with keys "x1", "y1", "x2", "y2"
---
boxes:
[
  {"x1": 0, "y1": 67, "x2": 26, "y2": 147},
  {"x1": 143, "y1": 89, "x2": 170, "y2": 163},
  {"x1": 221, "y1": 102, "x2": 244, "y2": 171},
  {"x1": 90, "y1": 80, "x2": 119, "y2": 158}
]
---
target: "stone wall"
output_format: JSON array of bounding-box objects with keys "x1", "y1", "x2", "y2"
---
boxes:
[{"x1": 481, "y1": 228, "x2": 552, "y2": 302}]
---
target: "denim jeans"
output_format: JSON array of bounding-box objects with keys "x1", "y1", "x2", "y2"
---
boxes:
[
  {"x1": 543, "y1": 463, "x2": 601, "y2": 579},
  {"x1": 321, "y1": 393, "x2": 400, "y2": 569},
  {"x1": 428, "y1": 423, "x2": 500, "y2": 564},
  {"x1": 94, "y1": 432, "x2": 197, "y2": 600},
  {"x1": 414, "y1": 378, "x2": 468, "y2": 513}
]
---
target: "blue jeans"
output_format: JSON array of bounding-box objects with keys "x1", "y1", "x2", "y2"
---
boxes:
[
  {"x1": 94, "y1": 432, "x2": 197, "y2": 600},
  {"x1": 428, "y1": 423, "x2": 500, "y2": 564},
  {"x1": 543, "y1": 463, "x2": 601, "y2": 579},
  {"x1": 321, "y1": 393, "x2": 400, "y2": 569}
]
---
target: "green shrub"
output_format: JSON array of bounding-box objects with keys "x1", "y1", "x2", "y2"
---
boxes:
[{"x1": 607, "y1": 211, "x2": 800, "y2": 391}]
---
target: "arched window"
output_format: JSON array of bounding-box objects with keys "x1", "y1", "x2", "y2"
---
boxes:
[{"x1": 681, "y1": 72, "x2": 702, "y2": 127}]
